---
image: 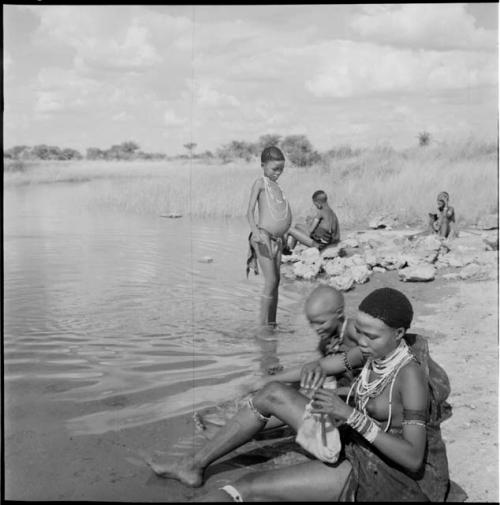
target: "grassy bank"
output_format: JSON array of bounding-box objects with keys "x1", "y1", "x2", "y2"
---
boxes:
[{"x1": 4, "y1": 138, "x2": 497, "y2": 228}]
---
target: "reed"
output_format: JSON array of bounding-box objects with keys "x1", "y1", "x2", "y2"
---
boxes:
[{"x1": 4, "y1": 138, "x2": 497, "y2": 228}]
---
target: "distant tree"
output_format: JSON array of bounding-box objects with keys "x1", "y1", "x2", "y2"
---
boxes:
[
  {"x1": 61, "y1": 148, "x2": 83, "y2": 160},
  {"x1": 183, "y1": 142, "x2": 197, "y2": 158},
  {"x1": 31, "y1": 144, "x2": 52, "y2": 160},
  {"x1": 281, "y1": 134, "x2": 320, "y2": 167},
  {"x1": 4, "y1": 145, "x2": 30, "y2": 159},
  {"x1": 418, "y1": 131, "x2": 431, "y2": 147},
  {"x1": 258, "y1": 133, "x2": 282, "y2": 151},
  {"x1": 86, "y1": 147, "x2": 105, "y2": 160}
]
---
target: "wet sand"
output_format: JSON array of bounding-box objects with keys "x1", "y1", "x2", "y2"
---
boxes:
[{"x1": 5, "y1": 273, "x2": 498, "y2": 502}]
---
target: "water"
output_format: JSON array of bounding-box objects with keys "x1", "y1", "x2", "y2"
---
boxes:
[{"x1": 4, "y1": 182, "x2": 319, "y2": 435}]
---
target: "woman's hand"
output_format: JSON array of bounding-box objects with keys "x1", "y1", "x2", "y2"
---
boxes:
[
  {"x1": 300, "y1": 360, "x2": 325, "y2": 390},
  {"x1": 310, "y1": 388, "x2": 354, "y2": 421}
]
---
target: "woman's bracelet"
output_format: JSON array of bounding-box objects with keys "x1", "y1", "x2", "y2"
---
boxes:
[{"x1": 346, "y1": 408, "x2": 380, "y2": 443}]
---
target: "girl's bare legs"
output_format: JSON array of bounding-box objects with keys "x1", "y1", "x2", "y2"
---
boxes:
[
  {"x1": 199, "y1": 459, "x2": 352, "y2": 502},
  {"x1": 255, "y1": 245, "x2": 280, "y2": 327},
  {"x1": 149, "y1": 382, "x2": 309, "y2": 487}
]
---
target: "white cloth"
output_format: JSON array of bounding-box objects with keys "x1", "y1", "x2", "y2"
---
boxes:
[{"x1": 295, "y1": 380, "x2": 341, "y2": 463}]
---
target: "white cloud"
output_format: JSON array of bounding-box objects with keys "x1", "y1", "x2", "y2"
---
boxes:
[
  {"x1": 33, "y1": 6, "x2": 162, "y2": 72},
  {"x1": 350, "y1": 4, "x2": 497, "y2": 50},
  {"x1": 163, "y1": 109, "x2": 187, "y2": 127},
  {"x1": 305, "y1": 41, "x2": 497, "y2": 98}
]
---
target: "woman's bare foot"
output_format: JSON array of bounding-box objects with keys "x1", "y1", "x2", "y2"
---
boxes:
[{"x1": 147, "y1": 453, "x2": 204, "y2": 487}]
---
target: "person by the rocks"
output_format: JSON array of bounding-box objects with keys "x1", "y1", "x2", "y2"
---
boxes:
[
  {"x1": 246, "y1": 146, "x2": 292, "y2": 329},
  {"x1": 286, "y1": 190, "x2": 340, "y2": 252},
  {"x1": 149, "y1": 287, "x2": 452, "y2": 502},
  {"x1": 428, "y1": 191, "x2": 456, "y2": 239}
]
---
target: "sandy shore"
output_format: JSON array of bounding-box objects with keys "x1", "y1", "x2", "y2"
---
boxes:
[{"x1": 5, "y1": 272, "x2": 499, "y2": 502}]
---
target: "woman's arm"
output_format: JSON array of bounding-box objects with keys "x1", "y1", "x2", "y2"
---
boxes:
[{"x1": 312, "y1": 362, "x2": 428, "y2": 473}]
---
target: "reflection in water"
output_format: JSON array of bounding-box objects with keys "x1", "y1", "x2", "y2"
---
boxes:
[{"x1": 4, "y1": 182, "x2": 319, "y2": 435}]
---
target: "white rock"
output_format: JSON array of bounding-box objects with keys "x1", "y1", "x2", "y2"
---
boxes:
[
  {"x1": 442, "y1": 273, "x2": 461, "y2": 280},
  {"x1": 364, "y1": 250, "x2": 378, "y2": 267},
  {"x1": 323, "y1": 257, "x2": 346, "y2": 277},
  {"x1": 340, "y1": 238, "x2": 359, "y2": 248},
  {"x1": 459, "y1": 263, "x2": 481, "y2": 280},
  {"x1": 369, "y1": 215, "x2": 398, "y2": 229},
  {"x1": 372, "y1": 266, "x2": 386, "y2": 273},
  {"x1": 329, "y1": 272, "x2": 355, "y2": 291},
  {"x1": 477, "y1": 213, "x2": 498, "y2": 230},
  {"x1": 293, "y1": 261, "x2": 321, "y2": 280},
  {"x1": 351, "y1": 265, "x2": 372, "y2": 284},
  {"x1": 320, "y1": 245, "x2": 343, "y2": 260},
  {"x1": 398, "y1": 264, "x2": 436, "y2": 282},
  {"x1": 198, "y1": 256, "x2": 214, "y2": 263},
  {"x1": 301, "y1": 247, "x2": 321, "y2": 263}
]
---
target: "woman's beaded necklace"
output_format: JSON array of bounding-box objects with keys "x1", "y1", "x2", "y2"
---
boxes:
[
  {"x1": 262, "y1": 175, "x2": 289, "y2": 222},
  {"x1": 347, "y1": 339, "x2": 414, "y2": 431}
]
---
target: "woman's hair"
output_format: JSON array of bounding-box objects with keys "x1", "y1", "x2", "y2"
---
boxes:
[
  {"x1": 359, "y1": 287, "x2": 413, "y2": 330},
  {"x1": 261, "y1": 146, "x2": 285, "y2": 163}
]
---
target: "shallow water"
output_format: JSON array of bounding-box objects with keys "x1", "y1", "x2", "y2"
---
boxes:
[{"x1": 4, "y1": 182, "x2": 319, "y2": 435}]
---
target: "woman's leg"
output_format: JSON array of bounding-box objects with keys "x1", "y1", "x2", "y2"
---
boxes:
[
  {"x1": 149, "y1": 383, "x2": 309, "y2": 487},
  {"x1": 200, "y1": 459, "x2": 352, "y2": 502}
]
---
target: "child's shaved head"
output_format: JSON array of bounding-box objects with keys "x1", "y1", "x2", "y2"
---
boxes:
[
  {"x1": 312, "y1": 190, "x2": 328, "y2": 203},
  {"x1": 261, "y1": 146, "x2": 285, "y2": 164},
  {"x1": 305, "y1": 285, "x2": 344, "y2": 318}
]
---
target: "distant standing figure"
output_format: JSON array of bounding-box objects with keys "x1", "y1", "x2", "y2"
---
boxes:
[
  {"x1": 246, "y1": 146, "x2": 292, "y2": 328},
  {"x1": 428, "y1": 191, "x2": 456, "y2": 238},
  {"x1": 287, "y1": 190, "x2": 340, "y2": 251}
]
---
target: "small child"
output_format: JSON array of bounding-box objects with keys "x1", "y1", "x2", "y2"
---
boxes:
[
  {"x1": 287, "y1": 190, "x2": 340, "y2": 251},
  {"x1": 428, "y1": 191, "x2": 456, "y2": 239},
  {"x1": 246, "y1": 146, "x2": 292, "y2": 328}
]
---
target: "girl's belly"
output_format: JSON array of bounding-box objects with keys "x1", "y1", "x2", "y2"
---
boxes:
[{"x1": 259, "y1": 212, "x2": 292, "y2": 237}]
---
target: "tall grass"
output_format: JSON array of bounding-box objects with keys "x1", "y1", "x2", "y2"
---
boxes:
[{"x1": 4, "y1": 138, "x2": 497, "y2": 228}]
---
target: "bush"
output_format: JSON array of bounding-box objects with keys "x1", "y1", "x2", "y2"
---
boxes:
[{"x1": 281, "y1": 134, "x2": 321, "y2": 167}]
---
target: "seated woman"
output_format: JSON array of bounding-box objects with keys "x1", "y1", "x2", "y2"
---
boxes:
[
  {"x1": 149, "y1": 288, "x2": 451, "y2": 502},
  {"x1": 428, "y1": 191, "x2": 456, "y2": 239}
]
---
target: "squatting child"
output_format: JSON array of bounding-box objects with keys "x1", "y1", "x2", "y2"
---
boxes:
[{"x1": 246, "y1": 146, "x2": 292, "y2": 328}]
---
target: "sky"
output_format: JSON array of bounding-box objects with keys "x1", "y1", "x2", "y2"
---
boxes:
[{"x1": 3, "y1": 3, "x2": 498, "y2": 155}]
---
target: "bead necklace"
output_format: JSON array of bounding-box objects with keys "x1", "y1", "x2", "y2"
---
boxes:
[
  {"x1": 262, "y1": 175, "x2": 289, "y2": 222},
  {"x1": 347, "y1": 339, "x2": 414, "y2": 431}
]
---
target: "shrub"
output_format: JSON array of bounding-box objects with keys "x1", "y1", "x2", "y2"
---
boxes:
[{"x1": 281, "y1": 134, "x2": 321, "y2": 167}]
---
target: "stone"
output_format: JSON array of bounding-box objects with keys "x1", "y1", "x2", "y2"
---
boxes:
[
  {"x1": 323, "y1": 257, "x2": 346, "y2": 277},
  {"x1": 364, "y1": 250, "x2": 378, "y2": 267},
  {"x1": 320, "y1": 245, "x2": 343, "y2": 260},
  {"x1": 482, "y1": 231, "x2": 499, "y2": 251},
  {"x1": 340, "y1": 238, "x2": 359, "y2": 248},
  {"x1": 351, "y1": 264, "x2": 372, "y2": 284},
  {"x1": 373, "y1": 266, "x2": 386, "y2": 273},
  {"x1": 398, "y1": 264, "x2": 436, "y2": 282},
  {"x1": 368, "y1": 215, "x2": 398, "y2": 230},
  {"x1": 477, "y1": 213, "x2": 498, "y2": 230},
  {"x1": 442, "y1": 273, "x2": 461, "y2": 280},
  {"x1": 293, "y1": 260, "x2": 321, "y2": 280},
  {"x1": 459, "y1": 263, "x2": 481, "y2": 280},
  {"x1": 198, "y1": 256, "x2": 214, "y2": 263},
  {"x1": 329, "y1": 272, "x2": 355, "y2": 291}
]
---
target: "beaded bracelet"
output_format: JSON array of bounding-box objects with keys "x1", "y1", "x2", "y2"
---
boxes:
[
  {"x1": 402, "y1": 419, "x2": 426, "y2": 428},
  {"x1": 346, "y1": 408, "x2": 380, "y2": 444},
  {"x1": 342, "y1": 351, "x2": 353, "y2": 372}
]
